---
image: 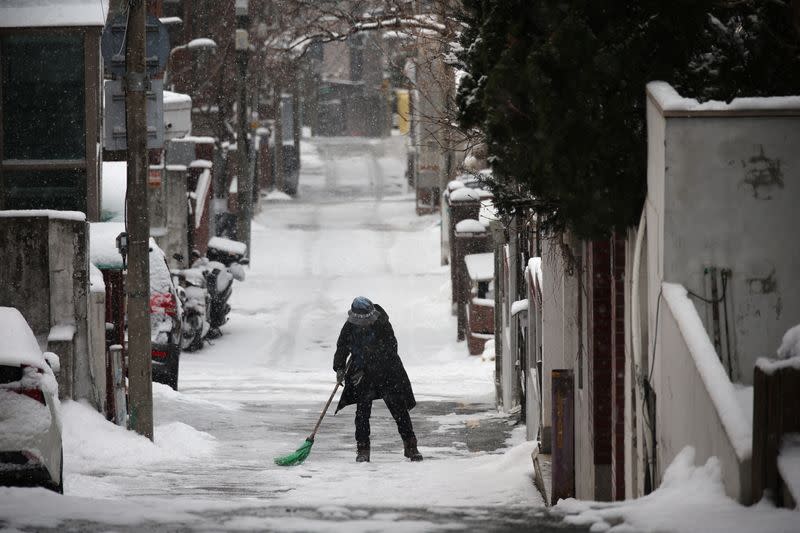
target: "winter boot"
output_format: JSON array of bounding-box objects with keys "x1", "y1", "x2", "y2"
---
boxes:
[
  {"x1": 403, "y1": 437, "x2": 423, "y2": 462},
  {"x1": 356, "y1": 441, "x2": 370, "y2": 463}
]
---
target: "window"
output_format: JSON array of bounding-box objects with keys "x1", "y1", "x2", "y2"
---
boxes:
[{"x1": 2, "y1": 33, "x2": 85, "y2": 160}]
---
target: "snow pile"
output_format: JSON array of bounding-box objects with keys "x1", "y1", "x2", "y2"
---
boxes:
[
  {"x1": 757, "y1": 323, "x2": 800, "y2": 375},
  {"x1": 62, "y1": 400, "x2": 216, "y2": 477},
  {"x1": 555, "y1": 446, "x2": 799, "y2": 532},
  {"x1": 481, "y1": 338, "x2": 496, "y2": 362},
  {"x1": 776, "y1": 324, "x2": 800, "y2": 360}
]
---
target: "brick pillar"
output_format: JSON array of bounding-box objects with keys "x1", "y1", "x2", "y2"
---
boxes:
[
  {"x1": 610, "y1": 233, "x2": 627, "y2": 500},
  {"x1": 588, "y1": 240, "x2": 612, "y2": 500}
]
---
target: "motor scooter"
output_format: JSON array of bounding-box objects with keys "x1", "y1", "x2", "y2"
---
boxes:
[{"x1": 171, "y1": 259, "x2": 210, "y2": 352}]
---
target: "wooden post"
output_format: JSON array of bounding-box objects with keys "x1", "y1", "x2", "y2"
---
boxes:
[
  {"x1": 752, "y1": 364, "x2": 800, "y2": 506},
  {"x1": 125, "y1": 0, "x2": 153, "y2": 441},
  {"x1": 552, "y1": 369, "x2": 575, "y2": 505}
]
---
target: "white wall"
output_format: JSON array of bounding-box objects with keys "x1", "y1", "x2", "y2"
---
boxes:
[
  {"x1": 642, "y1": 82, "x2": 800, "y2": 502},
  {"x1": 650, "y1": 86, "x2": 800, "y2": 384}
]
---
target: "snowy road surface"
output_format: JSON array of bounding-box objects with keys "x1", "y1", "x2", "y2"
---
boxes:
[{"x1": 0, "y1": 136, "x2": 586, "y2": 532}]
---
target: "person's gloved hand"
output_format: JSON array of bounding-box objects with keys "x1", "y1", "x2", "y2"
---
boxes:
[
  {"x1": 351, "y1": 370, "x2": 365, "y2": 387},
  {"x1": 336, "y1": 369, "x2": 346, "y2": 384}
]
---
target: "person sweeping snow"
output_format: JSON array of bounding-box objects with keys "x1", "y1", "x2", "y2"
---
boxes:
[{"x1": 333, "y1": 297, "x2": 423, "y2": 463}]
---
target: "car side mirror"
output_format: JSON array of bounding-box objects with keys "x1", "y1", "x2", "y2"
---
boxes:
[
  {"x1": 238, "y1": 258, "x2": 250, "y2": 265},
  {"x1": 43, "y1": 352, "x2": 61, "y2": 374}
]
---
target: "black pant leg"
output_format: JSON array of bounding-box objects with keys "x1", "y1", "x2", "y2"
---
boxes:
[
  {"x1": 383, "y1": 395, "x2": 415, "y2": 441},
  {"x1": 355, "y1": 400, "x2": 372, "y2": 443}
]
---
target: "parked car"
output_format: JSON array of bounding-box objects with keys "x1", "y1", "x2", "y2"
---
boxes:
[
  {"x1": 149, "y1": 242, "x2": 182, "y2": 390},
  {"x1": 0, "y1": 307, "x2": 63, "y2": 493}
]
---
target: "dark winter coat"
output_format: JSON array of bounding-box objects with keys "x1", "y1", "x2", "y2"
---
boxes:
[{"x1": 333, "y1": 304, "x2": 416, "y2": 413}]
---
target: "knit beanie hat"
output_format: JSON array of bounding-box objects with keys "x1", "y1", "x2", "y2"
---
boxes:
[{"x1": 348, "y1": 296, "x2": 378, "y2": 326}]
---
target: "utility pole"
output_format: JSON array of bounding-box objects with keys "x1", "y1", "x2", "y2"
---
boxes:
[
  {"x1": 235, "y1": 0, "x2": 252, "y2": 254},
  {"x1": 125, "y1": 0, "x2": 153, "y2": 440},
  {"x1": 273, "y1": 78, "x2": 285, "y2": 192}
]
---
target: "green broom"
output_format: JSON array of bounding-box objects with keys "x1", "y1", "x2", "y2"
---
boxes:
[{"x1": 274, "y1": 378, "x2": 343, "y2": 466}]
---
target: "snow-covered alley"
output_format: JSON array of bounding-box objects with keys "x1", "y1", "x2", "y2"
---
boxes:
[{"x1": 0, "y1": 136, "x2": 581, "y2": 532}]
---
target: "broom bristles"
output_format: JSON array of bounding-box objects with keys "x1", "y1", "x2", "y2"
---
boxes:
[{"x1": 274, "y1": 438, "x2": 314, "y2": 466}]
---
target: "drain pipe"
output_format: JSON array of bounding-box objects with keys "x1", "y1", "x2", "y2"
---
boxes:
[{"x1": 628, "y1": 208, "x2": 646, "y2": 498}]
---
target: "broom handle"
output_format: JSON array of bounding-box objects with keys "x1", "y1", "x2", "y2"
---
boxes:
[{"x1": 308, "y1": 381, "x2": 340, "y2": 442}]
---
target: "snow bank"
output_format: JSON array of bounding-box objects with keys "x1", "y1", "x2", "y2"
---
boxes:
[
  {"x1": 662, "y1": 283, "x2": 752, "y2": 460},
  {"x1": 555, "y1": 446, "x2": 799, "y2": 532},
  {"x1": 62, "y1": 400, "x2": 216, "y2": 476}
]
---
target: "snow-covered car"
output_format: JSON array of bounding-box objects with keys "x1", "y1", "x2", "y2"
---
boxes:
[
  {"x1": 0, "y1": 307, "x2": 63, "y2": 493},
  {"x1": 150, "y1": 242, "x2": 182, "y2": 390}
]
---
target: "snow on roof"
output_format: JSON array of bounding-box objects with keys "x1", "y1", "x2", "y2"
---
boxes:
[
  {"x1": 0, "y1": 0, "x2": 109, "y2": 28},
  {"x1": 464, "y1": 252, "x2": 494, "y2": 282},
  {"x1": 189, "y1": 159, "x2": 213, "y2": 169},
  {"x1": 447, "y1": 180, "x2": 465, "y2": 192},
  {"x1": 163, "y1": 90, "x2": 192, "y2": 109},
  {"x1": 449, "y1": 187, "x2": 481, "y2": 203},
  {"x1": 0, "y1": 209, "x2": 85, "y2": 221},
  {"x1": 511, "y1": 299, "x2": 528, "y2": 317},
  {"x1": 101, "y1": 161, "x2": 127, "y2": 222},
  {"x1": 90, "y1": 222, "x2": 126, "y2": 270},
  {"x1": 208, "y1": 237, "x2": 247, "y2": 256},
  {"x1": 662, "y1": 282, "x2": 752, "y2": 460},
  {"x1": 89, "y1": 263, "x2": 106, "y2": 294},
  {"x1": 0, "y1": 307, "x2": 45, "y2": 368},
  {"x1": 455, "y1": 219, "x2": 486, "y2": 234},
  {"x1": 648, "y1": 81, "x2": 800, "y2": 115}
]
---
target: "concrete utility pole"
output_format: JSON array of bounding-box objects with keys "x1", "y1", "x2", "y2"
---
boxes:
[
  {"x1": 125, "y1": 0, "x2": 154, "y2": 440},
  {"x1": 235, "y1": 0, "x2": 253, "y2": 254},
  {"x1": 273, "y1": 79, "x2": 285, "y2": 193}
]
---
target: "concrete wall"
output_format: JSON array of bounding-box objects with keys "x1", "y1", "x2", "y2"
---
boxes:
[
  {"x1": 642, "y1": 82, "x2": 800, "y2": 502},
  {"x1": 0, "y1": 214, "x2": 102, "y2": 410},
  {"x1": 648, "y1": 84, "x2": 800, "y2": 384},
  {"x1": 658, "y1": 291, "x2": 751, "y2": 502}
]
